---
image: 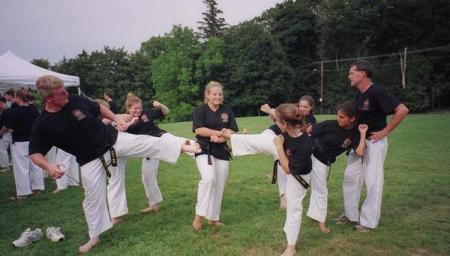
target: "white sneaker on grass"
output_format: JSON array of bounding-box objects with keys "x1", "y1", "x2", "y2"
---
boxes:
[
  {"x1": 46, "y1": 227, "x2": 65, "y2": 242},
  {"x1": 12, "y1": 228, "x2": 43, "y2": 247}
]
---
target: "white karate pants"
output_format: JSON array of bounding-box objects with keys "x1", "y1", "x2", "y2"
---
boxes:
[
  {"x1": 0, "y1": 137, "x2": 10, "y2": 168},
  {"x1": 306, "y1": 156, "x2": 330, "y2": 223},
  {"x1": 82, "y1": 132, "x2": 184, "y2": 238},
  {"x1": 343, "y1": 137, "x2": 388, "y2": 229},
  {"x1": 230, "y1": 130, "x2": 286, "y2": 196},
  {"x1": 142, "y1": 158, "x2": 163, "y2": 206},
  {"x1": 55, "y1": 148, "x2": 79, "y2": 190},
  {"x1": 284, "y1": 173, "x2": 310, "y2": 246},
  {"x1": 12, "y1": 142, "x2": 44, "y2": 196},
  {"x1": 107, "y1": 133, "x2": 182, "y2": 218},
  {"x1": 195, "y1": 154, "x2": 229, "y2": 221}
]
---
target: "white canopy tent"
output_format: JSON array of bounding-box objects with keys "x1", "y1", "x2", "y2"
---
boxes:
[{"x1": 0, "y1": 51, "x2": 80, "y2": 93}]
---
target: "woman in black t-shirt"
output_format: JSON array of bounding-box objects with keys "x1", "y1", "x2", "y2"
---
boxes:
[
  {"x1": 306, "y1": 101, "x2": 368, "y2": 234},
  {"x1": 6, "y1": 88, "x2": 44, "y2": 199},
  {"x1": 272, "y1": 103, "x2": 313, "y2": 256},
  {"x1": 107, "y1": 93, "x2": 186, "y2": 224},
  {"x1": 192, "y1": 81, "x2": 238, "y2": 232}
]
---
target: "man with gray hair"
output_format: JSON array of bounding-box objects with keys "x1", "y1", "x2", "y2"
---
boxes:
[
  {"x1": 29, "y1": 75, "x2": 200, "y2": 253},
  {"x1": 336, "y1": 60, "x2": 409, "y2": 232}
]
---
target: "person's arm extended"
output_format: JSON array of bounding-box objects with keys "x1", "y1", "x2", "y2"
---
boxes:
[
  {"x1": 99, "y1": 104, "x2": 130, "y2": 131},
  {"x1": 30, "y1": 153, "x2": 64, "y2": 179},
  {"x1": 370, "y1": 104, "x2": 409, "y2": 142},
  {"x1": 355, "y1": 124, "x2": 368, "y2": 156},
  {"x1": 273, "y1": 135, "x2": 290, "y2": 175},
  {"x1": 153, "y1": 101, "x2": 170, "y2": 115}
]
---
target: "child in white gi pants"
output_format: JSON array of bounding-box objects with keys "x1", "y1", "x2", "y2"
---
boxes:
[{"x1": 273, "y1": 103, "x2": 313, "y2": 256}]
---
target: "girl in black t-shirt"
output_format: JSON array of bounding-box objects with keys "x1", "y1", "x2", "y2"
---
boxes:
[
  {"x1": 306, "y1": 101, "x2": 368, "y2": 234},
  {"x1": 192, "y1": 81, "x2": 238, "y2": 232},
  {"x1": 272, "y1": 103, "x2": 313, "y2": 256},
  {"x1": 107, "y1": 93, "x2": 181, "y2": 224},
  {"x1": 260, "y1": 95, "x2": 316, "y2": 210},
  {"x1": 6, "y1": 88, "x2": 44, "y2": 199}
]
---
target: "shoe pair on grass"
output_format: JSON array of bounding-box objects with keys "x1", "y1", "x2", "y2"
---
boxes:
[{"x1": 12, "y1": 227, "x2": 65, "y2": 247}]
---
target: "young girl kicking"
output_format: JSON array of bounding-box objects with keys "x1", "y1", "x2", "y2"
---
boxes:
[
  {"x1": 222, "y1": 96, "x2": 316, "y2": 209},
  {"x1": 272, "y1": 103, "x2": 313, "y2": 256},
  {"x1": 306, "y1": 101, "x2": 368, "y2": 234},
  {"x1": 107, "y1": 93, "x2": 197, "y2": 224}
]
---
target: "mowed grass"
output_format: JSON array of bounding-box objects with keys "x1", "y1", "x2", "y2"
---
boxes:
[{"x1": 0, "y1": 114, "x2": 449, "y2": 255}]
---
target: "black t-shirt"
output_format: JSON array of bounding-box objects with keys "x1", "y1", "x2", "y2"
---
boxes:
[
  {"x1": 5, "y1": 105, "x2": 40, "y2": 142},
  {"x1": 311, "y1": 120, "x2": 360, "y2": 165},
  {"x1": 282, "y1": 132, "x2": 313, "y2": 175},
  {"x1": 269, "y1": 114, "x2": 317, "y2": 135},
  {"x1": 356, "y1": 83, "x2": 400, "y2": 134},
  {"x1": 193, "y1": 104, "x2": 239, "y2": 160},
  {"x1": 29, "y1": 95, "x2": 118, "y2": 166},
  {"x1": 126, "y1": 108, "x2": 166, "y2": 137}
]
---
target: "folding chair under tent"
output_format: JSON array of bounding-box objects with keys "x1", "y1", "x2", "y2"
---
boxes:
[{"x1": 0, "y1": 51, "x2": 80, "y2": 93}]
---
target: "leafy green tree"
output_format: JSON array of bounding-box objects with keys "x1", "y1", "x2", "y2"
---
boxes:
[
  {"x1": 31, "y1": 58, "x2": 50, "y2": 69},
  {"x1": 197, "y1": 0, "x2": 227, "y2": 39},
  {"x1": 259, "y1": 0, "x2": 321, "y2": 101},
  {"x1": 152, "y1": 26, "x2": 203, "y2": 121},
  {"x1": 195, "y1": 37, "x2": 225, "y2": 90},
  {"x1": 221, "y1": 20, "x2": 294, "y2": 116}
]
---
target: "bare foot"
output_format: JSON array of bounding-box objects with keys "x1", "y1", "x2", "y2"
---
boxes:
[
  {"x1": 140, "y1": 204, "x2": 160, "y2": 213},
  {"x1": 181, "y1": 141, "x2": 202, "y2": 154},
  {"x1": 79, "y1": 237, "x2": 100, "y2": 253},
  {"x1": 192, "y1": 215, "x2": 203, "y2": 232},
  {"x1": 319, "y1": 222, "x2": 330, "y2": 234},
  {"x1": 112, "y1": 217, "x2": 122, "y2": 225},
  {"x1": 281, "y1": 245, "x2": 296, "y2": 256},
  {"x1": 52, "y1": 189, "x2": 62, "y2": 194},
  {"x1": 208, "y1": 220, "x2": 224, "y2": 226},
  {"x1": 279, "y1": 194, "x2": 287, "y2": 210}
]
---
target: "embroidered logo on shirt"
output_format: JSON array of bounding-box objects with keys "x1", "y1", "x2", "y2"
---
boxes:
[
  {"x1": 221, "y1": 113, "x2": 229, "y2": 123},
  {"x1": 286, "y1": 149, "x2": 292, "y2": 158},
  {"x1": 72, "y1": 109, "x2": 86, "y2": 121},
  {"x1": 362, "y1": 99, "x2": 370, "y2": 110},
  {"x1": 341, "y1": 138, "x2": 352, "y2": 149}
]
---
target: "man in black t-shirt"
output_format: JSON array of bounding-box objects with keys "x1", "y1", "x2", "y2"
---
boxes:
[
  {"x1": 29, "y1": 75, "x2": 200, "y2": 253},
  {"x1": 338, "y1": 60, "x2": 409, "y2": 232}
]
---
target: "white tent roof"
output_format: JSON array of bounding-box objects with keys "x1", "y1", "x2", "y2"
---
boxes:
[{"x1": 0, "y1": 51, "x2": 79, "y2": 92}]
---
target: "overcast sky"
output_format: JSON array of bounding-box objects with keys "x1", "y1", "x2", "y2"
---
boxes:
[{"x1": 0, "y1": 0, "x2": 283, "y2": 63}]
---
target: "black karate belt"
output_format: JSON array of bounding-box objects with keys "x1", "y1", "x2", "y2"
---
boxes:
[
  {"x1": 292, "y1": 173, "x2": 309, "y2": 190},
  {"x1": 99, "y1": 148, "x2": 117, "y2": 178},
  {"x1": 272, "y1": 160, "x2": 280, "y2": 184},
  {"x1": 207, "y1": 144, "x2": 212, "y2": 165}
]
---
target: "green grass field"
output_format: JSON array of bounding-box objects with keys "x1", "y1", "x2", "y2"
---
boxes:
[{"x1": 1, "y1": 114, "x2": 449, "y2": 255}]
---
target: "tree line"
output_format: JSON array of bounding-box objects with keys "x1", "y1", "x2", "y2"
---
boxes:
[{"x1": 33, "y1": 0, "x2": 450, "y2": 121}]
